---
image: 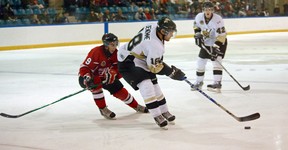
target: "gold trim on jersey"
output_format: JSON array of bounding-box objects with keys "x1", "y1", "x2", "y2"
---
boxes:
[
  {"x1": 193, "y1": 25, "x2": 200, "y2": 30},
  {"x1": 157, "y1": 94, "x2": 165, "y2": 100},
  {"x1": 197, "y1": 68, "x2": 205, "y2": 72},
  {"x1": 130, "y1": 51, "x2": 164, "y2": 74},
  {"x1": 144, "y1": 96, "x2": 157, "y2": 103},
  {"x1": 216, "y1": 35, "x2": 227, "y2": 43},
  {"x1": 130, "y1": 51, "x2": 146, "y2": 60},
  {"x1": 213, "y1": 66, "x2": 223, "y2": 70},
  {"x1": 148, "y1": 63, "x2": 164, "y2": 74}
]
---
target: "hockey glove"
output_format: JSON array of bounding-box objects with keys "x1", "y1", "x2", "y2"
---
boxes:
[
  {"x1": 194, "y1": 32, "x2": 204, "y2": 48},
  {"x1": 210, "y1": 46, "x2": 223, "y2": 61},
  {"x1": 83, "y1": 73, "x2": 97, "y2": 90},
  {"x1": 103, "y1": 68, "x2": 117, "y2": 85},
  {"x1": 169, "y1": 65, "x2": 187, "y2": 81}
]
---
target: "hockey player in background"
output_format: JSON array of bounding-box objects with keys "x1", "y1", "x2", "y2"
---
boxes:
[
  {"x1": 117, "y1": 17, "x2": 186, "y2": 129},
  {"x1": 192, "y1": 1, "x2": 228, "y2": 93},
  {"x1": 78, "y1": 33, "x2": 148, "y2": 120}
]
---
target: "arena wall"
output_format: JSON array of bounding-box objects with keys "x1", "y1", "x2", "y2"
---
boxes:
[{"x1": 0, "y1": 17, "x2": 287, "y2": 51}]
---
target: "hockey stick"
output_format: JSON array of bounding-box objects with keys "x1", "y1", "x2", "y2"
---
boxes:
[
  {"x1": 215, "y1": 59, "x2": 250, "y2": 91},
  {"x1": 0, "y1": 88, "x2": 87, "y2": 118},
  {"x1": 201, "y1": 45, "x2": 250, "y2": 91},
  {"x1": 185, "y1": 79, "x2": 260, "y2": 122}
]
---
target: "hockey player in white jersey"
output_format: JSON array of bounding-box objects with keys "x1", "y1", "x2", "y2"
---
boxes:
[
  {"x1": 192, "y1": 1, "x2": 228, "y2": 93},
  {"x1": 118, "y1": 17, "x2": 186, "y2": 129}
]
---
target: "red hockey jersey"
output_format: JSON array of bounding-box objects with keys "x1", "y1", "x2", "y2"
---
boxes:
[{"x1": 79, "y1": 45, "x2": 122, "y2": 81}]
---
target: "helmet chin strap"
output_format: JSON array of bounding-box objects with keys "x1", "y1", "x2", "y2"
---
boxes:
[
  {"x1": 162, "y1": 28, "x2": 169, "y2": 35},
  {"x1": 161, "y1": 29, "x2": 169, "y2": 39},
  {"x1": 157, "y1": 29, "x2": 168, "y2": 42}
]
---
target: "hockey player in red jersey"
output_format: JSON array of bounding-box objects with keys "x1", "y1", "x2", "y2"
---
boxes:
[{"x1": 78, "y1": 33, "x2": 148, "y2": 119}]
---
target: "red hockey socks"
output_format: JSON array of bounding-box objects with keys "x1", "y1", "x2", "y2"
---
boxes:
[{"x1": 113, "y1": 88, "x2": 138, "y2": 108}]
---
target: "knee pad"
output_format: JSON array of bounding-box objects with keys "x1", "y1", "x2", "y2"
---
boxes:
[
  {"x1": 212, "y1": 58, "x2": 223, "y2": 71},
  {"x1": 197, "y1": 58, "x2": 208, "y2": 72},
  {"x1": 138, "y1": 79, "x2": 156, "y2": 101},
  {"x1": 153, "y1": 84, "x2": 164, "y2": 100}
]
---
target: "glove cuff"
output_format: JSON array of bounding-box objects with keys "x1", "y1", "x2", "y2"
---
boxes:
[
  {"x1": 83, "y1": 73, "x2": 91, "y2": 79},
  {"x1": 215, "y1": 41, "x2": 222, "y2": 47},
  {"x1": 157, "y1": 62, "x2": 173, "y2": 76},
  {"x1": 168, "y1": 69, "x2": 176, "y2": 78}
]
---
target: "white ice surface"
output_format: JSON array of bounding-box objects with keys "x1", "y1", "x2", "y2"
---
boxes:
[{"x1": 0, "y1": 32, "x2": 288, "y2": 150}]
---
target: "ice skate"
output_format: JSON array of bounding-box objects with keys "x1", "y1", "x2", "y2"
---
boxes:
[
  {"x1": 154, "y1": 115, "x2": 168, "y2": 129},
  {"x1": 207, "y1": 82, "x2": 222, "y2": 93},
  {"x1": 162, "y1": 111, "x2": 176, "y2": 125},
  {"x1": 99, "y1": 107, "x2": 116, "y2": 119},
  {"x1": 134, "y1": 104, "x2": 149, "y2": 113},
  {"x1": 191, "y1": 81, "x2": 203, "y2": 91}
]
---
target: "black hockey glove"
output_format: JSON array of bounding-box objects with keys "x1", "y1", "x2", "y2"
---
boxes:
[
  {"x1": 169, "y1": 65, "x2": 187, "y2": 81},
  {"x1": 210, "y1": 46, "x2": 223, "y2": 61},
  {"x1": 194, "y1": 32, "x2": 204, "y2": 48},
  {"x1": 79, "y1": 74, "x2": 97, "y2": 90}
]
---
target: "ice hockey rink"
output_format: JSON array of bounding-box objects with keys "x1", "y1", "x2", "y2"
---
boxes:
[{"x1": 0, "y1": 32, "x2": 287, "y2": 150}]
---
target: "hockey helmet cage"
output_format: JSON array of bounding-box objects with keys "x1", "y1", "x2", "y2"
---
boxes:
[
  {"x1": 157, "y1": 16, "x2": 177, "y2": 35},
  {"x1": 102, "y1": 33, "x2": 118, "y2": 46}
]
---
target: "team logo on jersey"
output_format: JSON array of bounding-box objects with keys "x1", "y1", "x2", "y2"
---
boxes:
[
  {"x1": 101, "y1": 61, "x2": 106, "y2": 67},
  {"x1": 200, "y1": 20, "x2": 204, "y2": 25},
  {"x1": 202, "y1": 29, "x2": 212, "y2": 38}
]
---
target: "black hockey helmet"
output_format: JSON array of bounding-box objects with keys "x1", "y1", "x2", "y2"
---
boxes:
[
  {"x1": 203, "y1": 1, "x2": 214, "y2": 9},
  {"x1": 157, "y1": 16, "x2": 177, "y2": 35},
  {"x1": 102, "y1": 33, "x2": 118, "y2": 46}
]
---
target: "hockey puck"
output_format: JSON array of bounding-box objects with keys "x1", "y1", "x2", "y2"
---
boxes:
[{"x1": 244, "y1": 126, "x2": 251, "y2": 130}]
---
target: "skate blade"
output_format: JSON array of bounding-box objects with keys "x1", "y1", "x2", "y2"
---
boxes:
[
  {"x1": 191, "y1": 87, "x2": 202, "y2": 91},
  {"x1": 158, "y1": 122, "x2": 168, "y2": 130},
  {"x1": 103, "y1": 116, "x2": 117, "y2": 120},
  {"x1": 161, "y1": 126, "x2": 168, "y2": 130},
  {"x1": 168, "y1": 121, "x2": 175, "y2": 125},
  {"x1": 207, "y1": 88, "x2": 221, "y2": 93}
]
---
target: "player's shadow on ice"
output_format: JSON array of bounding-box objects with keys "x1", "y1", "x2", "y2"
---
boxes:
[{"x1": 93, "y1": 112, "x2": 153, "y2": 129}]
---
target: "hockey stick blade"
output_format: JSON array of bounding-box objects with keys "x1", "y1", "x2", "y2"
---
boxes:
[
  {"x1": 243, "y1": 85, "x2": 250, "y2": 91},
  {"x1": 0, "y1": 113, "x2": 22, "y2": 118},
  {"x1": 237, "y1": 112, "x2": 260, "y2": 122},
  {"x1": 0, "y1": 88, "x2": 89, "y2": 119},
  {"x1": 185, "y1": 79, "x2": 260, "y2": 122},
  {"x1": 200, "y1": 44, "x2": 251, "y2": 91}
]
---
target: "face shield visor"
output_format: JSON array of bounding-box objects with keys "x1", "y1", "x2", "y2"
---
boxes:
[{"x1": 166, "y1": 28, "x2": 177, "y2": 38}]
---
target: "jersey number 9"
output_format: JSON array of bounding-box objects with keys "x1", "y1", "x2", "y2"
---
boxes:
[{"x1": 85, "y1": 58, "x2": 92, "y2": 65}]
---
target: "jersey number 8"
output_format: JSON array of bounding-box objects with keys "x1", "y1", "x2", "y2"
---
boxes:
[{"x1": 127, "y1": 33, "x2": 143, "y2": 51}]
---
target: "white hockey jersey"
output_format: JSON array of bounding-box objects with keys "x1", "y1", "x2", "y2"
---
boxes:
[
  {"x1": 118, "y1": 23, "x2": 165, "y2": 73},
  {"x1": 194, "y1": 12, "x2": 226, "y2": 46}
]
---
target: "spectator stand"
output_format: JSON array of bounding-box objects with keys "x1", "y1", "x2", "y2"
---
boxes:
[{"x1": 1, "y1": 0, "x2": 288, "y2": 27}]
